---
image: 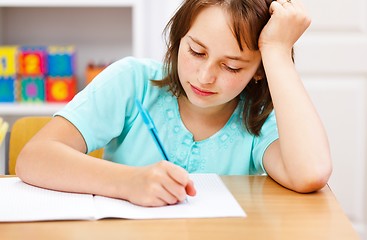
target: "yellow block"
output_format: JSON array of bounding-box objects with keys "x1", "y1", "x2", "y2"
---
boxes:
[
  {"x1": 0, "y1": 46, "x2": 18, "y2": 76},
  {"x1": 0, "y1": 117, "x2": 9, "y2": 145}
]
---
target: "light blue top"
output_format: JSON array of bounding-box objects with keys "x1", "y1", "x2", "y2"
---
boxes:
[{"x1": 55, "y1": 57, "x2": 279, "y2": 175}]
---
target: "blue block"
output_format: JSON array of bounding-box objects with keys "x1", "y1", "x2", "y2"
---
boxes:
[
  {"x1": 47, "y1": 46, "x2": 75, "y2": 77},
  {"x1": 0, "y1": 77, "x2": 15, "y2": 102}
]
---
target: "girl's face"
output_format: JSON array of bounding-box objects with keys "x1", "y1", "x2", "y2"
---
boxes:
[{"x1": 177, "y1": 6, "x2": 262, "y2": 111}]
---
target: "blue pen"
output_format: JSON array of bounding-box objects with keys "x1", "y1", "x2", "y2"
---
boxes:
[{"x1": 135, "y1": 99, "x2": 170, "y2": 161}]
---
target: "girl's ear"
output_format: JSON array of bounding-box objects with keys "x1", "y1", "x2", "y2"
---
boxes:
[
  {"x1": 253, "y1": 74, "x2": 262, "y2": 84},
  {"x1": 253, "y1": 74, "x2": 263, "y2": 81},
  {"x1": 253, "y1": 64, "x2": 266, "y2": 82}
]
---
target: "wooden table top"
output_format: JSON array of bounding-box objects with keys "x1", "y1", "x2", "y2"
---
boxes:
[{"x1": 0, "y1": 175, "x2": 359, "y2": 240}]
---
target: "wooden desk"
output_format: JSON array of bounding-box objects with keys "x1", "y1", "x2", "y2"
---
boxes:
[{"x1": 0, "y1": 176, "x2": 359, "y2": 240}]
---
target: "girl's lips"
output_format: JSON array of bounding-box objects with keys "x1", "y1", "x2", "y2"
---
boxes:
[{"x1": 190, "y1": 84, "x2": 216, "y2": 96}]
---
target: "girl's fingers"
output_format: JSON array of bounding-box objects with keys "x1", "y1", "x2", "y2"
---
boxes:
[
  {"x1": 160, "y1": 173, "x2": 188, "y2": 203},
  {"x1": 131, "y1": 161, "x2": 194, "y2": 206},
  {"x1": 156, "y1": 184, "x2": 182, "y2": 205},
  {"x1": 269, "y1": 1, "x2": 283, "y2": 14},
  {"x1": 277, "y1": 0, "x2": 291, "y2": 7},
  {"x1": 272, "y1": 0, "x2": 302, "y2": 14},
  {"x1": 165, "y1": 161, "x2": 189, "y2": 185},
  {"x1": 186, "y1": 180, "x2": 197, "y2": 196},
  {"x1": 164, "y1": 160, "x2": 197, "y2": 196}
]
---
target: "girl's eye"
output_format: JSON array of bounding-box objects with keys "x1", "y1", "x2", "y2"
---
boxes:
[
  {"x1": 224, "y1": 65, "x2": 241, "y2": 73},
  {"x1": 188, "y1": 48, "x2": 205, "y2": 57}
]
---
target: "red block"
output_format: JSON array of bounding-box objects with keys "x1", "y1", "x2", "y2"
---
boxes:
[
  {"x1": 46, "y1": 77, "x2": 77, "y2": 102},
  {"x1": 18, "y1": 47, "x2": 47, "y2": 76}
]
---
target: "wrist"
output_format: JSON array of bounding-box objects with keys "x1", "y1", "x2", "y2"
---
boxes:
[
  {"x1": 105, "y1": 164, "x2": 137, "y2": 200},
  {"x1": 260, "y1": 45, "x2": 294, "y2": 65},
  {"x1": 260, "y1": 44, "x2": 292, "y2": 58}
]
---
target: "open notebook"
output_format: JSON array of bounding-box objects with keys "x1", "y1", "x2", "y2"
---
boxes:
[{"x1": 0, "y1": 174, "x2": 246, "y2": 222}]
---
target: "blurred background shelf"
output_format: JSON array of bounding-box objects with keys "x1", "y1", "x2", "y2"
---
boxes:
[
  {"x1": 0, "y1": 103, "x2": 65, "y2": 116},
  {"x1": 0, "y1": 0, "x2": 139, "y2": 7},
  {"x1": 0, "y1": 0, "x2": 180, "y2": 122},
  {"x1": 0, "y1": 1, "x2": 144, "y2": 89}
]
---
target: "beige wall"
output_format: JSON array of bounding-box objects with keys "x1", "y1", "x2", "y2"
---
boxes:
[{"x1": 298, "y1": 0, "x2": 367, "y2": 238}]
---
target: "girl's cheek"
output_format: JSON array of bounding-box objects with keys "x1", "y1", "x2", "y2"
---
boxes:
[
  {"x1": 225, "y1": 75, "x2": 251, "y2": 91},
  {"x1": 181, "y1": 54, "x2": 198, "y2": 74}
]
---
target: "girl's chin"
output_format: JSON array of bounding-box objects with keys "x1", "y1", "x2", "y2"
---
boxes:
[
  {"x1": 185, "y1": 95, "x2": 218, "y2": 109},
  {"x1": 183, "y1": 93, "x2": 239, "y2": 111}
]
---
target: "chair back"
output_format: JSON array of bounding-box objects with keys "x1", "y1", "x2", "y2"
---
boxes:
[{"x1": 8, "y1": 116, "x2": 103, "y2": 175}]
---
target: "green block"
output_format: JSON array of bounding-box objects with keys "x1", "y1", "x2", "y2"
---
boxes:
[{"x1": 21, "y1": 77, "x2": 45, "y2": 102}]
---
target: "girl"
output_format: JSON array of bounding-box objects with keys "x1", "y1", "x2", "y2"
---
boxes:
[{"x1": 16, "y1": 0, "x2": 332, "y2": 207}]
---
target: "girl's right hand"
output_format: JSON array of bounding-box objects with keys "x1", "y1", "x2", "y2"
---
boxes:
[
  {"x1": 124, "y1": 161, "x2": 196, "y2": 207},
  {"x1": 258, "y1": 0, "x2": 311, "y2": 54}
]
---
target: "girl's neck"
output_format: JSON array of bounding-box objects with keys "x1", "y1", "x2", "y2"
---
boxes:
[{"x1": 178, "y1": 96, "x2": 239, "y2": 141}]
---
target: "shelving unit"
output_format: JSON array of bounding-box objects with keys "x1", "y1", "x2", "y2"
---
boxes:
[
  {"x1": 0, "y1": 0, "x2": 148, "y2": 174},
  {"x1": 0, "y1": 0, "x2": 142, "y2": 7},
  {"x1": 0, "y1": 0, "x2": 182, "y2": 174},
  {"x1": 0, "y1": 0, "x2": 146, "y2": 118},
  {"x1": 0, "y1": 103, "x2": 65, "y2": 116},
  {"x1": 0, "y1": 0, "x2": 145, "y2": 84}
]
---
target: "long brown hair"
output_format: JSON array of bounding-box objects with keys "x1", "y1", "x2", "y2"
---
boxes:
[{"x1": 154, "y1": 0, "x2": 290, "y2": 136}]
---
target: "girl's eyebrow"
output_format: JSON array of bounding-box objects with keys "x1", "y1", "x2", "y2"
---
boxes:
[
  {"x1": 188, "y1": 36, "x2": 207, "y2": 48},
  {"x1": 225, "y1": 55, "x2": 250, "y2": 63},
  {"x1": 188, "y1": 35, "x2": 250, "y2": 63}
]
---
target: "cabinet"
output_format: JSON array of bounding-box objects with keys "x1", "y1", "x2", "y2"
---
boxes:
[
  {"x1": 0, "y1": 0, "x2": 145, "y2": 105},
  {"x1": 0, "y1": 0, "x2": 182, "y2": 117}
]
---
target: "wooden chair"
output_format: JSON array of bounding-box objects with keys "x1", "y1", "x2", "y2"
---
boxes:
[{"x1": 8, "y1": 116, "x2": 103, "y2": 175}]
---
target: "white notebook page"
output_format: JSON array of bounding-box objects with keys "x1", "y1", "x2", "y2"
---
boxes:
[
  {"x1": 0, "y1": 178, "x2": 94, "y2": 222},
  {"x1": 0, "y1": 174, "x2": 246, "y2": 222},
  {"x1": 94, "y1": 174, "x2": 246, "y2": 219}
]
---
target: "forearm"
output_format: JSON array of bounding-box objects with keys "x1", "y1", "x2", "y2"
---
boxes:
[
  {"x1": 16, "y1": 140, "x2": 133, "y2": 199},
  {"x1": 16, "y1": 140, "x2": 195, "y2": 206},
  {"x1": 262, "y1": 48, "x2": 332, "y2": 188}
]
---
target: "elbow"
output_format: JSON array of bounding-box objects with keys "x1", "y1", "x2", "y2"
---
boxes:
[
  {"x1": 292, "y1": 161, "x2": 333, "y2": 193},
  {"x1": 293, "y1": 174, "x2": 331, "y2": 193},
  {"x1": 15, "y1": 144, "x2": 33, "y2": 180},
  {"x1": 15, "y1": 147, "x2": 27, "y2": 178}
]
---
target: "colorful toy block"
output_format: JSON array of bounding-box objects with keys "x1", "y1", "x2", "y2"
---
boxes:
[
  {"x1": 20, "y1": 76, "x2": 45, "y2": 102},
  {"x1": 46, "y1": 77, "x2": 77, "y2": 102},
  {"x1": 0, "y1": 46, "x2": 18, "y2": 77},
  {"x1": 48, "y1": 46, "x2": 76, "y2": 77},
  {"x1": 0, "y1": 77, "x2": 16, "y2": 102},
  {"x1": 18, "y1": 46, "x2": 48, "y2": 76},
  {"x1": 1, "y1": 45, "x2": 79, "y2": 104}
]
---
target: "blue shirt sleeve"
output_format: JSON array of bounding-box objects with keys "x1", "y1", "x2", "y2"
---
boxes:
[
  {"x1": 251, "y1": 111, "x2": 279, "y2": 174},
  {"x1": 54, "y1": 57, "x2": 162, "y2": 153}
]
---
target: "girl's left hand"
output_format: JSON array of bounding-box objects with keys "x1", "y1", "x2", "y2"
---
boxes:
[{"x1": 258, "y1": 0, "x2": 311, "y2": 53}]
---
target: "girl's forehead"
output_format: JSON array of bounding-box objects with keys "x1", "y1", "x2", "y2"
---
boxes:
[
  {"x1": 187, "y1": 6, "x2": 256, "y2": 55},
  {"x1": 188, "y1": 7, "x2": 235, "y2": 40}
]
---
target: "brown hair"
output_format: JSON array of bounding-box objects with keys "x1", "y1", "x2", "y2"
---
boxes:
[{"x1": 154, "y1": 0, "x2": 289, "y2": 136}]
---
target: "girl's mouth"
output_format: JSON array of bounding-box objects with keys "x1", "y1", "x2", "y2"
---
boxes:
[{"x1": 190, "y1": 84, "x2": 216, "y2": 96}]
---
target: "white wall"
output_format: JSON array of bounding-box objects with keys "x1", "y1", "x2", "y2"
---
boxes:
[
  {"x1": 297, "y1": 0, "x2": 367, "y2": 238},
  {"x1": 142, "y1": 0, "x2": 182, "y2": 61}
]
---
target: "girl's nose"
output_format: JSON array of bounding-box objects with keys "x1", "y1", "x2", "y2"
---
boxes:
[{"x1": 198, "y1": 61, "x2": 216, "y2": 84}]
